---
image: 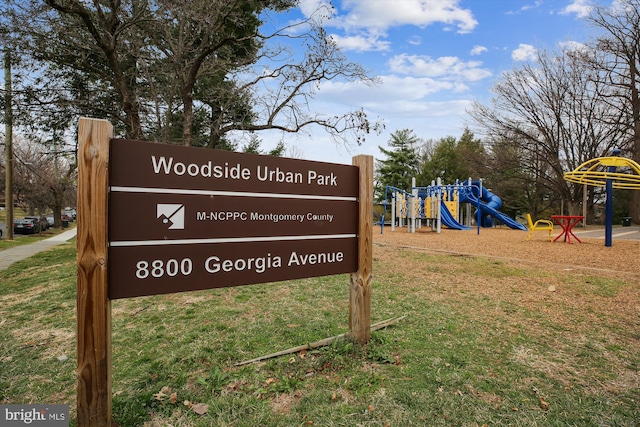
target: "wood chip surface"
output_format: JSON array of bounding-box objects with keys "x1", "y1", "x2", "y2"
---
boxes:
[{"x1": 374, "y1": 225, "x2": 640, "y2": 276}]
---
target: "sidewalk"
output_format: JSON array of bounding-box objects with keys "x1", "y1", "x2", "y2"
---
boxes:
[
  {"x1": 0, "y1": 227, "x2": 78, "y2": 271},
  {"x1": 573, "y1": 225, "x2": 640, "y2": 241}
]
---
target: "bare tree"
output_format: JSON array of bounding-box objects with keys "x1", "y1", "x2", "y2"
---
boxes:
[
  {"x1": 485, "y1": 134, "x2": 558, "y2": 219},
  {"x1": 221, "y1": 23, "x2": 382, "y2": 147},
  {"x1": 469, "y1": 47, "x2": 626, "y2": 218},
  {"x1": 9, "y1": 135, "x2": 76, "y2": 222},
  {"x1": 587, "y1": 0, "x2": 640, "y2": 222}
]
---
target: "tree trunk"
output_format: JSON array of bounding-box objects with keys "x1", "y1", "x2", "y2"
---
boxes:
[
  {"x1": 4, "y1": 48, "x2": 14, "y2": 240},
  {"x1": 123, "y1": 97, "x2": 142, "y2": 140},
  {"x1": 630, "y1": 58, "x2": 640, "y2": 224},
  {"x1": 182, "y1": 89, "x2": 193, "y2": 146}
]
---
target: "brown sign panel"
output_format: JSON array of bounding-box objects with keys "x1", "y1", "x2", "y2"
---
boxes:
[
  {"x1": 108, "y1": 238, "x2": 357, "y2": 299},
  {"x1": 107, "y1": 138, "x2": 361, "y2": 299},
  {"x1": 109, "y1": 192, "x2": 357, "y2": 242},
  {"x1": 109, "y1": 139, "x2": 358, "y2": 198}
]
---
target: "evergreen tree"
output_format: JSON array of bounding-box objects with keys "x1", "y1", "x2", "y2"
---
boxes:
[
  {"x1": 457, "y1": 128, "x2": 489, "y2": 179},
  {"x1": 4, "y1": 0, "x2": 381, "y2": 148},
  {"x1": 375, "y1": 129, "x2": 421, "y2": 200},
  {"x1": 418, "y1": 136, "x2": 459, "y2": 185},
  {"x1": 417, "y1": 128, "x2": 488, "y2": 185}
]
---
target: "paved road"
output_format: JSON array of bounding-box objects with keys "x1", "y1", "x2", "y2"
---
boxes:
[
  {"x1": 573, "y1": 225, "x2": 640, "y2": 241},
  {"x1": 0, "y1": 227, "x2": 78, "y2": 271}
]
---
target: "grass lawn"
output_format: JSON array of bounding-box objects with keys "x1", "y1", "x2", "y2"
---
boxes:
[
  {"x1": 0, "y1": 225, "x2": 75, "y2": 251},
  {"x1": 0, "y1": 235, "x2": 638, "y2": 426}
]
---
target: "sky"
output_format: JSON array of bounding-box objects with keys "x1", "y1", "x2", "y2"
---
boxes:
[
  {"x1": 257, "y1": 0, "x2": 602, "y2": 165},
  {"x1": 1, "y1": 0, "x2": 604, "y2": 167}
]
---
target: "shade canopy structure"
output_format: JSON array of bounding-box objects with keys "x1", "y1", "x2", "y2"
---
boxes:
[
  {"x1": 564, "y1": 157, "x2": 640, "y2": 189},
  {"x1": 563, "y1": 156, "x2": 640, "y2": 247}
]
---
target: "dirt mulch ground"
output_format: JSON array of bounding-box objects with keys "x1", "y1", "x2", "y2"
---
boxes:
[
  {"x1": 373, "y1": 225, "x2": 640, "y2": 362},
  {"x1": 374, "y1": 226, "x2": 640, "y2": 277}
]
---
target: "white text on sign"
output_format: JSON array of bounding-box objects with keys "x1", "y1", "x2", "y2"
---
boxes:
[
  {"x1": 134, "y1": 250, "x2": 345, "y2": 279},
  {"x1": 151, "y1": 156, "x2": 339, "y2": 186}
]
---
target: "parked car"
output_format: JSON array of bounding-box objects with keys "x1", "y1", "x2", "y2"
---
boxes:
[
  {"x1": 64, "y1": 207, "x2": 77, "y2": 220},
  {"x1": 25, "y1": 216, "x2": 49, "y2": 231},
  {"x1": 45, "y1": 214, "x2": 55, "y2": 227},
  {"x1": 14, "y1": 218, "x2": 42, "y2": 234},
  {"x1": 0, "y1": 222, "x2": 5, "y2": 239}
]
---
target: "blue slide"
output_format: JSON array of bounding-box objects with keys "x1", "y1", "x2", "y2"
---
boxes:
[
  {"x1": 460, "y1": 183, "x2": 527, "y2": 231},
  {"x1": 440, "y1": 201, "x2": 472, "y2": 230}
]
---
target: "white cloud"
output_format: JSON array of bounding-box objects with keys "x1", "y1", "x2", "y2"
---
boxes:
[
  {"x1": 520, "y1": 1, "x2": 542, "y2": 11},
  {"x1": 325, "y1": 0, "x2": 477, "y2": 33},
  {"x1": 505, "y1": 1, "x2": 543, "y2": 15},
  {"x1": 296, "y1": 1, "x2": 478, "y2": 53},
  {"x1": 611, "y1": 0, "x2": 638, "y2": 15},
  {"x1": 470, "y1": 45, "x2": 488, "y2": 56},
  {"x1": 318, "y1": 76, "x2": 460, "y2": 106},
  {"x1": 408, "y1": 35, "x2": 422, "y2": 46},
  {"x1": 519, "y1": 1, "x2": 544, "y2": 12},
  {"x1": 255, "y1": 73, "x2": 478, "y2": 164},
  {"x1": 298, "y1": 0, "x2": 335, "y2": 20},
  {"x1": 559, "y1": 0, "x2": 592, "y2": 18},
  {"x1": 387, "y1": 54, "x2": 492, "y2": 82},
  {"x1": 559, "y1": 40, "x2": 588, "y2": 53},
  {"x1": 329, "y1": 33, "x2": 391, "y2": 52},
  {"x1": 512, "y1": 44, "x2": 538, "y2": 61}
]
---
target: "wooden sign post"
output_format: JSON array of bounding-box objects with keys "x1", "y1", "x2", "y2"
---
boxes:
[
  {"x1": 75, "y1": 117, "x2": 372, "y2": 426},
  {"x1": 76, "y1": 118, "x2": 112, "y2": 427},
  {"x1": 350, "y1": 155, "x2": 373, "y2": 344}
]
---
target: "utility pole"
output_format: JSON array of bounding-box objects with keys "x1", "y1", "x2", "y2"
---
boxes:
[{"x1": 4, "y1": 48, "x2": 14, "y2": 240}]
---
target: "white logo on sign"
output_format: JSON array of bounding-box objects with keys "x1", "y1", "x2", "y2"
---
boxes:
[{"x1": 157, "y1": 204, "x2": 185, "y2": 230}]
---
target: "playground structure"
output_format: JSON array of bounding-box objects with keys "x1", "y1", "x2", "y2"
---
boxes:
[
  {"x1": 564, "y1": 152, "x2": 640, "y2": 247},
  {"x1": 381, "y1": 178, "x2": 527, "y2": 234}
]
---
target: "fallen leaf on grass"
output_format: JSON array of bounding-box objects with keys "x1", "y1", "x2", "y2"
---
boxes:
[
  {"x1": 169, "y1": 392, "x2": 178, "y2": 404},
  {"x1": 191, "y1": 403, "x2": 209, "y2": 415},
  {"x1": 539, "y1": 397, "x2": 550, "y2": 410},
  {"x1": 183, "y1": 400, "x2": 208, "y2": 415},
  {"x1": 153, "y1": 386, "x2": 174, "y2": 403}
]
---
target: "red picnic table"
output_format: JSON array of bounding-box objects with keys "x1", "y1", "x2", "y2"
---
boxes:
[{"x1": 551, "y1": 215, "x2": 584, "y2": 243}]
